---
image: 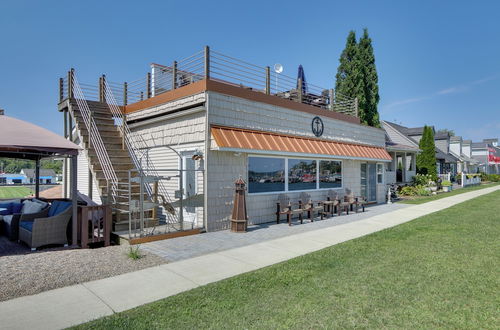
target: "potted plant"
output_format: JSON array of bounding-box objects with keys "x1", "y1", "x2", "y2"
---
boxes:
[{"x1": 442, "y1": 180, "x2": 452, "y2": 192}]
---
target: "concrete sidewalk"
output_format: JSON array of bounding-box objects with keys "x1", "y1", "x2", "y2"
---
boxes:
[{"x1": 1, "y1": 185, "x2": 498, "y2": 330}]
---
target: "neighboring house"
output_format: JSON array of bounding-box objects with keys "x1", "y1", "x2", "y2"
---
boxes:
[
  {"x1": 20, "y1": 169, "x2": 56, "y2": 184},
  {"x1": 449, "y1": 136, "x2": 479, "y2": 173},
  {"x1": 61, "y1": 47, "x2": 394, "y2": 232},
  {"x1": 381, "y1": 121, "x2": 419, "y2": 184},
  {"x1": 471, "y1": 139, "x2": 500, "y2": 174},
  {"x1": 0, "y1": 173, "x2": 28, "y2": 184},
  {"x1": 381, "y1": 122, "x2": 459, "y2": 177}
]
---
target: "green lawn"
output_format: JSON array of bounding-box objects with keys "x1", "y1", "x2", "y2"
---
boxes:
[
  {"x1": 0, "y1": 186, "x2": 33, "y2": 199},
  {"x1": 75, "y1": 190, "x2": 500, "y2": 329},
  {"x1": 399, "y1": 182, "x2": 499, "y2": 204}
]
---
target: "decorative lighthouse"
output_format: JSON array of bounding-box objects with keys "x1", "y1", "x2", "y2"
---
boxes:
[{"x1": 230, "y1": 177, "x2": 248, "y2": 232}]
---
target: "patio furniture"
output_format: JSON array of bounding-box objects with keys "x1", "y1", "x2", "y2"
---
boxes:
[
  {"x1": 322, "y1": 190, "x2": 339, "y2": 216},
  {"x1": 276, "y1": 194, "x2": 305, "y2": 226},
  {"x1": 300, "y1": 192, "x2": 325, "y2": 221},
  {"x1": 18, "y1": 200, "x2": 73, "y2": 250},
  {"x1": 345, "y1": 189, "x2": 366, "y2": 213},
  {"x1": 1, "y1": 199, "x2": 49, "y2": 241}
]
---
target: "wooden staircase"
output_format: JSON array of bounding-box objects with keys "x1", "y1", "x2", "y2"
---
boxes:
[{"x1": 65, "y1": 99, "x2": 155, "y2": 231}]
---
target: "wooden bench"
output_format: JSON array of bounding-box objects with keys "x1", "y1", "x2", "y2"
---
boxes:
[{"x1": 345, "y1": 189, "x2": 366, "y2": 213}]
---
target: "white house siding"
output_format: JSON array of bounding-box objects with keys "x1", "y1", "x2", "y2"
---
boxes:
[
  {"x1": 207, "y1": 92, "x2": 386, "y2": 147},
  {"x1": 382, "y1": 122, "x2": 417, "y2": 147},
  {"x1": 435, "y1": 139, "x2": 449, "y2": 154},
  {"x1": 128, "y1": 109, "x2": 206, "y2": 229},
  {"x1": 75, "y1": 137, "x2": 102, "y2": 204}
]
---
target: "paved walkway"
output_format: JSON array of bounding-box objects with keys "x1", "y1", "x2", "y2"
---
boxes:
[
  {"x1": 1, "y1": 185, "x2": 498, "y2": 330},
  {"x1": 142, "y1": 202, "x2": 410, "y2": 261}
]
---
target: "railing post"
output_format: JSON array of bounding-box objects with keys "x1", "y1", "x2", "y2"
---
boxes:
[
  {"x1": 68, "y1": 69, "x2": 74, "y2": 99},
  {"x1": 265, "y1": 66, "x2": 270, "y2": 94},
  {"x1": 204, "y1": 46, "x2": 210, "y2": 79},
  {"x1": 123, "y1": 82, "x2": 128, "y2": 106},
  {"x1": 98, "y1": 76, "x2": 103, "y2": 102},
  {"x1": 172, "y1": 61, "x2": 177, "y2": 90},
  {"x1": 146, "y1": 72, "x2": 152, "y2": 98},
  {"x1": 298, "y1": 78, "x2": 303, "y2": 103},
  {"x1": 329, "y1": 89, "x2": 335, "y2": 111},
  {"x1": 101, "y1": 74, "x2": 106, "y2": 103},
  {"x1": 354, "y1": 97, "x2": 359, "y2": 117},
  {"x1": 59, "y1": 78, "x2": 64, "y2": 102}
]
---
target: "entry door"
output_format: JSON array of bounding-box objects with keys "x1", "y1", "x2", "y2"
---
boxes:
[
  {"x1": 361, "y1": 163, "x2": 377, "y2": 202},
  {"x1": 182, "y1": 154, "x2": 197, "y2": 223}
]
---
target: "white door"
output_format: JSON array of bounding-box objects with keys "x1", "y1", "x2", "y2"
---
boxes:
[{"x1": 181, "y1": 153, "x2": 198, "y2": 224}]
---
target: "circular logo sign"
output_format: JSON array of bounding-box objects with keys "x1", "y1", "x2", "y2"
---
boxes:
[{"x1": 311, "y1": 116, "x2": 324, "y2": 137}]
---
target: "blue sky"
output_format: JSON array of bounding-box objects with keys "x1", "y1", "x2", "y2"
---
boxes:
[{"x1": 1, "y1": 0, "x2": 499, "y2": 141}]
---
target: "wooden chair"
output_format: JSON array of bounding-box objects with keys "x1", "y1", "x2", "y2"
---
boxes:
[
  {"x1": 276, "y1": 194, "x2": 304, "y2": 226},
  {"x1": 300, "y1": 192, "x2": 325, "y2": 222},
  {"x1": 336, "y1": 192, "x2": 351, "y2": 216},
  {"x1": 345, "y1": 189, "x2": 366, "y2": 213},
  {"x1": 322, "y1": 190, "x2": 339, "y2": 216}
]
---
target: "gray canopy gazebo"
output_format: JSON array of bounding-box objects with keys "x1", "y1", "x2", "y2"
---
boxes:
[{"x1": 0, "y1": 114, "x2": 80, "y2": 245}]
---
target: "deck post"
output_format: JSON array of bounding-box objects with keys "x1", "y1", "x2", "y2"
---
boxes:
[
  {"x1": 59, "y1": 78, "x2": 64, "y2": 102},
  {"x1": 98, "y1": 76, "x2": 103, "y2": 102},
  {"x1": 146, "y1": 72, "x2": 152, "y2": 98},
  {"x1": 63, "y1": 110, "x2": 68, "y2": 198},
  {"x1": 265, "y1": 66, "x2": 270, "y2": 94},
  {"x1": 68, "y1": 69, "x2": 74, "y2": 99},
  {"x1": 329, "y1": 89, "x2": 335, "y2": 111},
  {"x1": 35, "y1": 157, "x2": 40, "y2": 198},
  {"x1": 123, "y1": 82, "x2": 128, "y2": 106},
  {"x1": 71, "y1": 155, "x2": 78, "y2": 247},
  {"x1": 354, "y1": 97, "x2": 359, "y2": 117},
  {"x1": 298, "y1": 78, "x2": 303, "y2": 103},
  {"x1": 172, "y1": 61, "x2": 177, "y2": 90},
  {"x1": 204, "y1": 46, "x2": 210, "y2": 79}
]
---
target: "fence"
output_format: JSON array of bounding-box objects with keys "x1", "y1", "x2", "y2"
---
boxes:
[
  {"x1": 59, "y1": 47, "x2": 358, "y2": 117},
  {"x1": 461, "y1": 173, "x2": 481, "y2": 187}
]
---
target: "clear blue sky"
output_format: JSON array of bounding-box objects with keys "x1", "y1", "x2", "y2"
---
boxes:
[{"x1": 1, "y1": 0, "x2": 499, "y2": 141}]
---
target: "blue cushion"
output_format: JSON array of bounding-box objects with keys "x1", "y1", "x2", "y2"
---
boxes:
[
  {"x1": 20, "y1": 221, "x2": 33, "y2": 232},
  {"x1": 49, "y1": 201, "x2": 72, "y2": 217},
  {"x1": 11, "y1": 202, "x2": 23, "y2": 214},
  {"x1": 0, "y1": 202, "x2": 12, "y2": 215}
]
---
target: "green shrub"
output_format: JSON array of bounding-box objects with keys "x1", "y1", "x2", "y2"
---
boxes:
[
  {"x1": 412, "y1": 174, "x2": 434, "y2": 187},
  {"x1": 442, "y1": 180, "x2": 452, "y2": 186},
  {"x1": 415, "y1": 186, "x2": 432, "y2": 196},
  {"x1": 400, "y1": 185, "x2": 432, "y2": 196}
]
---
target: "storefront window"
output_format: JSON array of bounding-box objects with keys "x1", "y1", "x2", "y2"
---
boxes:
[
  {"x1": 319, "y1": 160, "x2": 342, "y2": 188},
  {"x1": 248, "y1": 157, "x2": 285, "y2": 193},
  {"x1": 288, "y1": 159, "x2": 317, "y2": 191}
]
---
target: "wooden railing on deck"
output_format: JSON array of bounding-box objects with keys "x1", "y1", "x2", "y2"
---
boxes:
[{"x1": 78, "y1": 205, "x2": 112, "y2": 248}]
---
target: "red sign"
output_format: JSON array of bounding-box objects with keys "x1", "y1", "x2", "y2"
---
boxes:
[{"x1": 488, "y1": 147, "x2": 500, "y2": 164}]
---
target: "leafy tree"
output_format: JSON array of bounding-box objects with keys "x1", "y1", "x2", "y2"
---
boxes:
[
  {"x1": 358, "y1": 28, "x2": 380, "y2": 127},
  {"x1": 416, "y1": 126, "x2": 437, "y2": 178},
  {"x1": 335, "y1": 31, "x2": 362, "y2": 99},
  {"x1": 335, "y1": 29, "x2": 381, "y2": 127},
  {"x1": 0, "y1": 158, "x2": 62, "y2": 174}
]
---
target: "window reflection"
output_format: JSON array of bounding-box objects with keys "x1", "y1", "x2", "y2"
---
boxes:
[
  {"x1": 288, "y1": 159, "x2": 316, "y2": 191},
  {"x1": 319, "y1": 160, "x2": 342, "y2": 188},
  {"x1": 248, "y1": 157, "x2": 285, "y2": 193}
]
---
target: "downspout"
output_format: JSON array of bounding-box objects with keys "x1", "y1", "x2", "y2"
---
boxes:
[{"x1": 203, "y1": 91, "x2": 210, "y2": 232}]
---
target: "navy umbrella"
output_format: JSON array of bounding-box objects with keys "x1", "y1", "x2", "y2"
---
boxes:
[{"x1": 297, "y1": 64, "x2": 308, "y2": 94}]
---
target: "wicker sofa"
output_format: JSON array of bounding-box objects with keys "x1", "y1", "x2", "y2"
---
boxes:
[
  {"x1": 0, "y1": 199, "x2": 50, "y2": 241},
  {"x1": 18, "y1": 200, "x2": 73, "y2": 251}
]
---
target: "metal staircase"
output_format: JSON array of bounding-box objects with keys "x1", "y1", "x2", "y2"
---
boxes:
[{"x1": 66, "y1": 71, "x2": 179, "y2": 233}]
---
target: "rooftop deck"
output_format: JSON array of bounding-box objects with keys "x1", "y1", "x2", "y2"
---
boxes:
[{"x1": 59, "y1": 47, "x2": 358, "y2": 118}]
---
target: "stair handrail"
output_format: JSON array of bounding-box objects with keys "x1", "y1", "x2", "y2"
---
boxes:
[
  {"x1": 102, "y1": 78, "x2": 179, "y2": 224},
  {"x1": 72, "y1": 72, "x2": 118, "y2": 203}
]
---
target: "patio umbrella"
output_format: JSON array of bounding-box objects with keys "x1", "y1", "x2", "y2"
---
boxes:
[{"x1": 297, "y1": 64, "x2": 308, "y2": 94}]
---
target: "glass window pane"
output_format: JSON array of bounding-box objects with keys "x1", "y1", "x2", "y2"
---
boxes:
[
  {"x1": 377, "y1": 164, "x2": 383, "y2": 183},
  {"x1": 319, "y1": 160, "x2": 342, "y2": 189},
  {"x1": 248, "y1": 157, "x2": 285, "y2": 193},
  {"x1": 288, "y1": 159, "x2": 317, "y2": 191}
]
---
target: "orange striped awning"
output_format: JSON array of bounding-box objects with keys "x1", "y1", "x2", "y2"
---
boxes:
[{"x1": 211, "y1": 126, "x2": 392, "y2": 161}]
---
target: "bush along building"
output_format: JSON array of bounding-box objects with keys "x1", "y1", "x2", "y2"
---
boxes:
[{"x1": 58, "y1": 47, "x2": 398, "y2": 240}]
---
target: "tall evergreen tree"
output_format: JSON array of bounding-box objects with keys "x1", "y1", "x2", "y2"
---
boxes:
[
  {"x1": 335, "y1": 29, "x2": 381, "y2": 127},
  {"x1": 416, "y1": 126, "x2": 437, "y2": 178},
  {"x1": 335, "y1": 31, "x2": 362, "y2": 99},
  {"x1": 358, "y1": 28, "x2": 380, "y2": 127}
]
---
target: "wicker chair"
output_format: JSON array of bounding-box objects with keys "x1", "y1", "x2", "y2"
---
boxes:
[
  {"x1": 2, "y1": 204, "x2": 49, "y2": 241},
  {"x1": 18, "y1": 201, "x2": 73, "y2": 251}
]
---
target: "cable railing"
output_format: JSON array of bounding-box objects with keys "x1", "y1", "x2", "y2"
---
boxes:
[
  {"x1": 102, "y1": 79, "x2": 180, "y2": 225},
  {"x1": 59, "y1": 46, "x2": 359, "y2": 117},
  {"x1": 71, "y1": 71, "x2": 118, "y2": 203}
]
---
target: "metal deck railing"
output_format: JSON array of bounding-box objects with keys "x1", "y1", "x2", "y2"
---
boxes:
[{"x1": 59, "y1": 47, "x2": 358, "y2": 117}]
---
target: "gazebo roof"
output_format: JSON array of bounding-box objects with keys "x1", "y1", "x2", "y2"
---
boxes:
[{"x1": 0, "y1": 115, "x2": 80, "y2": 159}]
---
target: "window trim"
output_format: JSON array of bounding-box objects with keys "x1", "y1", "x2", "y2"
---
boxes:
[
  {"x1": 247, "y1": 154, "x2": 344, "y2": 195},
  {"x1": 376, "y1": 163, "x2": 384, "y2": 184}
]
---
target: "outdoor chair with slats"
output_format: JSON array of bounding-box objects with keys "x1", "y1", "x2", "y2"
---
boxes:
[
  {"x1": 276, "y1": 194, "x2": 305, "y2": 226},
  {"x1": 300, "y1": 192, "x2": 325, "y2": 221}
]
